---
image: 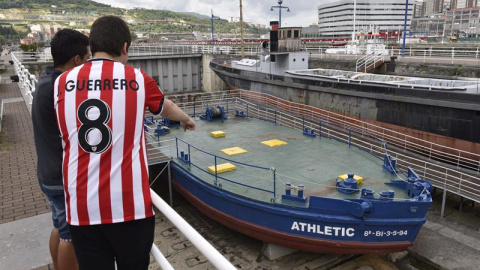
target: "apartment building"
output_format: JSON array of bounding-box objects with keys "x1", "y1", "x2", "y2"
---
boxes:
[{"x1": 318, "y1": 0, "x2": 413, "y2": 37}]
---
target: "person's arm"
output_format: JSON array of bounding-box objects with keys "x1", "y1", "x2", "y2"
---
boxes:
[
  {"x1": 160, "y1": 99, "x2": 195, "y2": 131},
  {"x1": 141, "y1": 69, "x2": 195, "y2": 131}
]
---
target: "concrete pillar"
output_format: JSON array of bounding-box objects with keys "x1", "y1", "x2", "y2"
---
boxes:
[{"x1": 202, "y1": 54, "x2": 227, "y2": 92}]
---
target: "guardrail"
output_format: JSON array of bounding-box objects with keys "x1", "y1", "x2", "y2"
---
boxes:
[
  {"x1": 174, "y1": 137, "x2": 277, "y2": 201},
  {"x1": 150, "y1": 188, "x2": 236, "y2": 270},
  {"x1": 144, "y1": 91, "x2": 479, "y2": 218},
  {"x1": 129, "y1": 44, "x2": 262, "y2": 57},
  {"x1": 234, "y1": 90, "x2": 480, "y2": 172},
  {"x1": 11, "y1": 52, "x2": 37, "y2": 113},
  {"x1": 355, "y1": 52, "x2": 384, "y2": 72},
  {"x1": 152, "y1": 89, "x2": 479, "y2": 199},
  {"x1": 12, "y1": 44, "x2": 480, "y2": 65}
]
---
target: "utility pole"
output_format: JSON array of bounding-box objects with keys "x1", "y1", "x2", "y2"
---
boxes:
[
  {"x1": 240, "y1": 0, "x2": 245, "y2": 58},
  {"x1": 401, "y1": 0, "x2": 409, "y2": 57},
  {"x1": 211, "y1": 10, "x2": 220, "y2": 50}
]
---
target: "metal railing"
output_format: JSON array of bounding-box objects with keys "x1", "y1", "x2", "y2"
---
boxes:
[
  {"x1": 355, "y1": 52, "x2": 384, "y2": 72},
  {"x1": 12, "y1": 44, "x2": 480, "y2": 66},
  {"x1": 11, "y1": 52, "x2": 37, "y2": 113},
  {"x1": 232, "y1": 90, "x2": 480, "y2": 201},
  {"x1": 174, "y1": 137, "x2": 278, "y2": 201},
  {"x1": 234, "y1": 90, "x2": 480, "y2": 172},
  {"x1": 141, "y1": 89, "x2": 479, "y2": 204},
  {"x1": 150, "y1": 188, "x2": 236, "y2": 270},
  {"x1": 128, "y1": 44, "x2": 262, "y2": 57}
]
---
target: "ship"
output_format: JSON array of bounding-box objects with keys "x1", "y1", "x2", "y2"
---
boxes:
[
  {"x1": 145, "y1": 91, "x2": 433, "y2": 254},
  {"x1": 209, "y1": 22, "x2": 480, "y2": 155}
]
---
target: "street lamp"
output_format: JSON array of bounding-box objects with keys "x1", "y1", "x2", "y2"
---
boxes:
[
  {"x1": 270, "y1": 0, "x2": 290, "y2": 28},
  {"x1": 211, "y1": 9, "x2": 221, "y2": 47}
]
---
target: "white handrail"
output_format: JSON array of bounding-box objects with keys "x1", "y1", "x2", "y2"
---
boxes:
[
  {"x1": 150, "y1": 244, "x2": 174, "y2": 270},
  {"x1": 150, "y1": 189, "x2": 237, "y2": 270}
]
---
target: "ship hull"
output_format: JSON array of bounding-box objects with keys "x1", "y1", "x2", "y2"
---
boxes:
[
  {"x1": 171, "y1": 162, "x2": 429, "y2": 254},
  {"x1": 210, "y1": 59, "x2": 480, "y2": 144}
]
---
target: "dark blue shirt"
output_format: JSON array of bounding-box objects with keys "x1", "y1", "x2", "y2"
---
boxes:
[{"x1": 32, "y1": 66, "x2": 63, "y2": 187}]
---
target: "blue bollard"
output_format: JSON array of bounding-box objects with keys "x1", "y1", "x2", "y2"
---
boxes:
[{"x1": 298, "y1": 184, "x2": 304, "y2": 198}]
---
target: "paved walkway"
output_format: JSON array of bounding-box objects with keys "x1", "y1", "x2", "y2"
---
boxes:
[{"x1": 0, "y1": 58, "x2": 49, "y2": 226}]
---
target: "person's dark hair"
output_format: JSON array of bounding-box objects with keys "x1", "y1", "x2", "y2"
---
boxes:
[
  {"x1": 89, "y1": 16, "x2": 131, "y2": 57},
  {"x1": 50, "y1": 29, "x2": 89, "y2": 68}
]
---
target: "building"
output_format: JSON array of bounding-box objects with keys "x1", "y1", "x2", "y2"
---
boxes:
[
  {"x1": 414, "y1": 1, "x2": 426, "y2": 17},
  {"x1": 445, "y1": 6, "x2": 480, "y2": 37},
  {"x1": 410, "y1": 14, "x2": 446, "y2": 36},
  {"x1": 229, "y1": 17, "x2": 240, "y2": 23},
  {"x1": 318, "y1": 0, "x2": 414, "y2": 37}
]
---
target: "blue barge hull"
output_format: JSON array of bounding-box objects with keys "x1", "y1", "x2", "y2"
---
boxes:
[{"x1": 170, "y1": 161, "x2": 430, "y2": 254}]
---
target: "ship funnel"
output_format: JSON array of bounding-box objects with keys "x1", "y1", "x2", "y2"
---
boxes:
[{"x1": 270, "y1": 21, "x2": 279, "y2": 61}]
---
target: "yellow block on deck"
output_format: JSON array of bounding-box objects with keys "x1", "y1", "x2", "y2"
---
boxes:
[
  {"x1": 220, "y1": 147, "x2": 248, "y2": 156},
  {"x1": 211, "y1": 130, "x2": 226, "y2": 138},
  {"x1": 260, "y1": 139, "x2": 288, "y2": 147},
  {"x1": 337, "y1": 174, "x2": 363, "y2": 184},
  {"x1": 208, "y1": 163, "x2": 236, "y2": 174}
]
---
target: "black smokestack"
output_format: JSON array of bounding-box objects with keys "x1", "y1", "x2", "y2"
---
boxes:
[{"x1": 270, "y1": 21, "x2": 278, "y2": 62}]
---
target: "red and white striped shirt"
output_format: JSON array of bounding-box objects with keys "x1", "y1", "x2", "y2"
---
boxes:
[{"x1": 54, "y1": 59, "x2": 164, "y2": 226}]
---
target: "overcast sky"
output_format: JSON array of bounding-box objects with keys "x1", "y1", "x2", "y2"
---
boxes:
[{"x1": 94, "y1": 0, "x2": 327, "y2": 27}]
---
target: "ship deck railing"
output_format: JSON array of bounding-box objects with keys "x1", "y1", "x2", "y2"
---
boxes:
[
  {"x1": 149, "y1": 90, "x2": 479, "y2": 215},
  {"x1": 146, "y1": 111, "x2": 425, "y2": 203}
]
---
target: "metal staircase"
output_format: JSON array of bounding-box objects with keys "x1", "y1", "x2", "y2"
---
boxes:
[{"x1": 356, "y1": 52, "x2": 385, "y2": 73}]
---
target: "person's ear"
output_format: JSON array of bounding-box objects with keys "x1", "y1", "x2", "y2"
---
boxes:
[
  {"x1": 121, "y1": 42, "x2": 128, "y2": 56},
  {"x1": 74, "y1": 55, "x2": 82, "y2": 66}
]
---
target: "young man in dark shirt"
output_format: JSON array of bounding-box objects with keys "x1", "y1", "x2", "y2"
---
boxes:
[{"x1": 32, "y1": 29, "x2": 90, "y2": 270}]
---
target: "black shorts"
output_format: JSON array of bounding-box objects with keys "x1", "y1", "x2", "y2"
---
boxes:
[{"x1": 69, "y1": 217, "x2": 155, "y2": 270}]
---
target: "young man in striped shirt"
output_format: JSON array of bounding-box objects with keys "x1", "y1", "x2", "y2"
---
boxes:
[{"x1": 54, "y1": 16, "x2": 195, "y2": 270}]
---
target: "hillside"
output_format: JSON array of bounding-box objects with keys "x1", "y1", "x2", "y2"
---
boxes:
[
  {"x1": 0, "y1": 0, "x2": 110, "y2": 9},
  {"x1": 0, "y1": 0, "x2": 267, "y2": 37}
]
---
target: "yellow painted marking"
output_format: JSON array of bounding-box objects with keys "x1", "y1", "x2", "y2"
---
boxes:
[
  {"x1": 211, "y1": 130, "x2": 226, "y2": 138},
  {"x1": 260, "y1": 139, "x2": 288, "y2": 147},
  {"x1": 208, "y1": 163, "x2": 236, "y2": 174},
  {"x1": 220, "y1": 147, "x2": 248, "y2": 156}
]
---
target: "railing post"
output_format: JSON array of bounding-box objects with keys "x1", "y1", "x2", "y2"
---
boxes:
[
  {"x1": 452, "y1": 47, "x2": 454, "y2": 64},
  {"x1": 348, "y1": 129, "x2": 351, "y2": 148},
  {"x1": 188, "y1": 144, "x2": 191, "y2": 167},
  {"x1": 272, "y1": 167, "x2": 276, "y2": 201},
  {"x1": 175, "y1": 138, "x2": 179, "y2": 159},
  {"x1": 318, "y1": 120, "x2": 322, "y2": 139},
  {"x1": 214, "y1": 156, "x2": 218, "y2": 184}
]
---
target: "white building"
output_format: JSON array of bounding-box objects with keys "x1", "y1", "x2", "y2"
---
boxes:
[{"x1": 318, "y1": 0, "x2": 414, "y2": 37}]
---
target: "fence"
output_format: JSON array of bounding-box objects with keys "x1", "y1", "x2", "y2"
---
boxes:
[
  {"x1": 11, "y1": 52, "x2": 37, "y2": 113},
  {"x1": 152, "y1": 90, "x2": 479, "y2": 205}
]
